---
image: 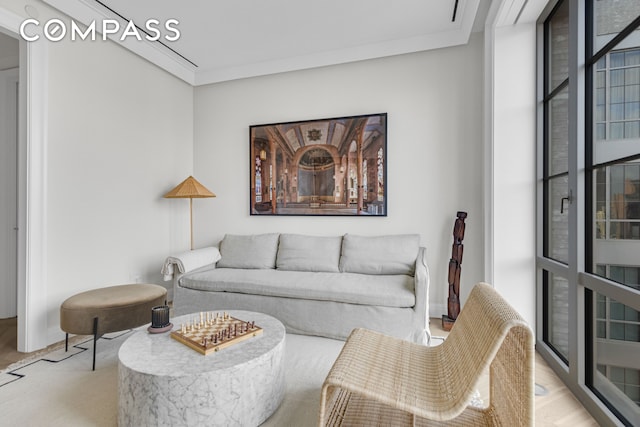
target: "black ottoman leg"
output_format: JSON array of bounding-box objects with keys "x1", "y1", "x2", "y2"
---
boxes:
[
  {"x1": 65, "y1": 333, "x2": 68, "y2": 352},
  {"x1": 92, "y1": 317, "x2": 98, "y2": 371}
]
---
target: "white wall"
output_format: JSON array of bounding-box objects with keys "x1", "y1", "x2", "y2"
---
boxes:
[
  {"x1": 9, "y1": 2, "x2": 196, "y2": 343},
  {"x1": 194, "y1": 35, "x2": 485, "y2": 319},
  {"x1": 491, "y1": 24, "x2": 537, "y2": 328},
  {"x1": 2, "y1": 0, "x2": 539, "y2": 347}
]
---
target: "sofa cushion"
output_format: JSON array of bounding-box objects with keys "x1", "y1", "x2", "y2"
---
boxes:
[
  {"x1": 216, "y1": 233, "x2": 280, "y2": 269},
  {"x1": 276, "y1": 234, "x2": 341, "y2": 272},
  {"x1": 339, "y1": 234, "x2": 420, "y2": 276},
  {"x1": 179, "y1": 268, "x2": 415, "y2": 308}
]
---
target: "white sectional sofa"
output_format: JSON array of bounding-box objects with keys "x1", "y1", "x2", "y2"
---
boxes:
[{"x1": 162, "y1": 233, "x2": 430, "y2": 344}]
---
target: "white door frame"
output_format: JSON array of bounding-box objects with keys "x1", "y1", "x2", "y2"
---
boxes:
[{"x1": 0, "y1": 7, "x2": 49, "y2": 352}]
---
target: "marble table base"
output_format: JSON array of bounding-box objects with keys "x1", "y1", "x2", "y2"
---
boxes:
[{"x1": 118, "y1": 311, "x2": 285, "y2": 427}]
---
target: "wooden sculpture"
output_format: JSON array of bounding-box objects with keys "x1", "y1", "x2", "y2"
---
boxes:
[{"x1": 442, "y1": 211, "x2": 467, "y2": 331}]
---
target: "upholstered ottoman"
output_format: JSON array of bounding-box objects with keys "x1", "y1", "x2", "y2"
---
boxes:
[{"x1": 60, "y1": 284, "x2": 167, "y2": 370}]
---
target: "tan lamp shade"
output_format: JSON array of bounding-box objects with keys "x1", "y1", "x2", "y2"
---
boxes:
[
  {"x1": 163, "y1": 176, "x2": 216, "y2": 199},
  {"x1": 164, "y1": 176, "x2": 215, "y2": 250}
]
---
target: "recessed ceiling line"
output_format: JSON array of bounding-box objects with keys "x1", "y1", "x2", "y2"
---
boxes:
[
  {"x1": 41, "y1": 0, "x2": 488, "y2": 85},
  {"x1": 92, "y1": 0, "x2": 198, "y2": 68}
]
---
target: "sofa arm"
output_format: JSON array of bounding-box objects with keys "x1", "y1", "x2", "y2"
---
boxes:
[
  {"x1": 161, "y1": 246, "x2": 221, "y2": 281},
  {"x1": 413, "y1": 246, "x2": 431, "y2": 343}
]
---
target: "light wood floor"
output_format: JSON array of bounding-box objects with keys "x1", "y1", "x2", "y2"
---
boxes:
[
  {"x1": 0, "y1": 317, "x2": 598, "y2": 425},
  {"x1": 0, "y1": 317, "x2": 74, "y2": 370},
  {"x1": 0, "y1": 317, "x2": 23, "y2": 369}
]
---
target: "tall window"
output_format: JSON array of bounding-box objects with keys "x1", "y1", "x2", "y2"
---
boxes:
[
  {"x1": 542, "y1": 0, "x2": 570, "y2": 362},
  {"x1": 588, "y1": 5, "x2": 640, "y2": 420},
  {"x1": 539, "y1": 0, "x2": 640, "y2": 424}
]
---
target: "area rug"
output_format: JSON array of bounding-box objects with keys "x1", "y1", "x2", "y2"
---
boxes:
[
  {"x1": 0, "y1": 329, "x2": 346, "y2": 426},
  {"x1": 0, "y1": 330, "x2": 482, "y2": 426}
]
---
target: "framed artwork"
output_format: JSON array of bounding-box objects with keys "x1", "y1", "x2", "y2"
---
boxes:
[{"x1": 250, "y1": 113, "x2": 387, "y2": 216}]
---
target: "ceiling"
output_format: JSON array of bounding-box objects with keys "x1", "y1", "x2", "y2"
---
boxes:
[{"x1": 38, "y1": 0, "x2": 525, "y2": 86}]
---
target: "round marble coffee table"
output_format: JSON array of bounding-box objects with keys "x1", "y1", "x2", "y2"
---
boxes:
[{"x1": 117, "y1": 310, "x2": 285, "y2": 426}]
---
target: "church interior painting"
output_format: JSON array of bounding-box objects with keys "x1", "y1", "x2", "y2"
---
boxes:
[{"x1": 250, "y1": 113, "x2": 387, "y2": 216}]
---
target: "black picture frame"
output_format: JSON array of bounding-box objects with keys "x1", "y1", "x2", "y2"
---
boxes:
[{"x1": 249, "y1": 113, "x2": 387, "y2": 216}]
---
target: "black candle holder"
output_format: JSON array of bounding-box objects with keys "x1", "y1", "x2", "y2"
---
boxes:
[{"x1": 148, "y1": 305, "x2": 173, "y2": 333}]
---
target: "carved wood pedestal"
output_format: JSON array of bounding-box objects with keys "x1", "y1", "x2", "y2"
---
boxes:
[{"x1": 442, "y1": 211, "x2": 467, "y2": 332}]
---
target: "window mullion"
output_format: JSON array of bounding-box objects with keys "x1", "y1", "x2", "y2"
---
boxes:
[
  {"x1": 581, "y1": 272, "x2": 640, "y2": 313},
  {"x1": 568, "y1": 0, "x2": 587, "y2": 386}
]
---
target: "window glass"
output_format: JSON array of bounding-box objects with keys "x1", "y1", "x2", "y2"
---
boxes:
[
  {"x1": 596, "y1": 265, "x2": 640, "y2": 292},
  {"x1": 592, "y1": 0, "x2": 640, "y2": 54},
  {"x1": 549, "y1": 86, "x2": 569, "y2": 175},
  {"x1": 595, "y1": 48, "x2": 640, "y2": 141},
  {"x1": 592, "y1": 294, "x2": 640, "y2": 419},
  {"x1": 548, "y1": 0, "x2": 570, "y2": 91},
  {"x1": 546, "y1": 271, "x2": 569, "y2": 360},
  {"x1": 592, "y1": 162, "x2": 640, "y2": 242}
]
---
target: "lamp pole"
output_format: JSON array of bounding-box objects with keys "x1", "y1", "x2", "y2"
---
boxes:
[
  {"x1": 163, "y1": 176, "x2": 215, "y2": 251},
  {"x1": 189, "y1": 197, "x2": 194, "y2": 250}
]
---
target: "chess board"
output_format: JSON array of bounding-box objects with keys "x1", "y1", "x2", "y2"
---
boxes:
[{"x1": 170, "y1": 312, "x2": 263, "y2": 355}]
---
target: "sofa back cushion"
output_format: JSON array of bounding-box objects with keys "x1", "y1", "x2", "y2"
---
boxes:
[
  {"x1": 339, "y1": 234, "x2": 420, "y2": 276},
  {"x1": 217, "y1": 233, "x2": 280, "y2": 269},
  {"x1": 276, "y1": 234, "x2": 341, "y2": 272}
]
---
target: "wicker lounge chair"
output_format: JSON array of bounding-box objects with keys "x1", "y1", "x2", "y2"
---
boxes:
[{"x1": 319, "y1": 282, "x2": 534, "y2": 426}]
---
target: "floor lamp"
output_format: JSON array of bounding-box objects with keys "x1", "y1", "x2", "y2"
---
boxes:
[{"x1": 163, "y1": 176, "x2": 216, "y2": 250}]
